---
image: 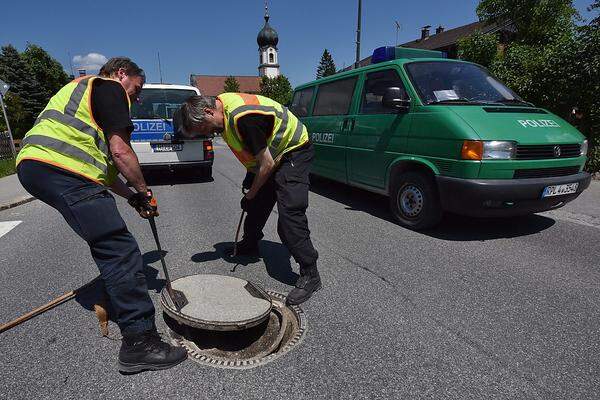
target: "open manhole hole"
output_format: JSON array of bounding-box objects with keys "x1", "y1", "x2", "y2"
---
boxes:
[{"x1": 161, "y1": 275, "x2": 307, "y2": 369}]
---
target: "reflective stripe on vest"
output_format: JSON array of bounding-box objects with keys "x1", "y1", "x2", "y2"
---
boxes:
[
  {"x1": 219, "y1": 93, "x2": 309, "y2": 171},
  {"x1": 17, "y1": 76, "x2": 126, "y2": 185},
  {"x1": 20, "y1": 135, "x2": 108, "y2": 174}
]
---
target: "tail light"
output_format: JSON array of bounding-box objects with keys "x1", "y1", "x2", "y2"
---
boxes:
[{"x1": 204, "y1": 140, "x2": 214, "y2": 159}]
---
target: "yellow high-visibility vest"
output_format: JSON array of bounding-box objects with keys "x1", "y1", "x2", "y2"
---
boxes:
[
  {"x1": 218, "y1": 93, "x2": 309, "y2": 172},
  {"x1": 16, "y1": 76, "x2": 130, "y2": 185}
]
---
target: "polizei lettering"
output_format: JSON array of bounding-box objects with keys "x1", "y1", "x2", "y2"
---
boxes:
[
  {"x1": 133, "y1": 121, "x2": 167, "y2": 132},
  {"x1": 311, "y1": 132, "x2": 335, "y2": 144},
  {"x1": 517, "y1": 119, "x2": 560, "y2": 128}
]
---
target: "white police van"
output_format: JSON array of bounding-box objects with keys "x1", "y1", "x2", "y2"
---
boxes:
[{"x1": 130, "y1": 83, "x2": 213, "y2": 178}]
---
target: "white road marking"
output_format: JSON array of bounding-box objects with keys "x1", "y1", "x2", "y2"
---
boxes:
[
  {"x1": 542, "y1": 210, "x2": 600, "y2": 230},
  {"x1": 0, "y1": 221, "x2": 22, "y2": 239}
]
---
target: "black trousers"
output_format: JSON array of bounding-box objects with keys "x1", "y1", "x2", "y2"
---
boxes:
[
  {"x1": 243, "y1": 143, "x2": 319, "y2": 275},
  {"x1": 17, "y1": 160, "x2": 155, "y2": 334}
]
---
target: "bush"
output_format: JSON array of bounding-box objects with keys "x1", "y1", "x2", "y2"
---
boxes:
[{"x1": 0, "y1": 157, "x2": 16, "y2": 178}]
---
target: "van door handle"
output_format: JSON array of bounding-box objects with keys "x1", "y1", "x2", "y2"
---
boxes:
[{"x1": 342, "y1": 118, "x2": 355, "y2": 131}]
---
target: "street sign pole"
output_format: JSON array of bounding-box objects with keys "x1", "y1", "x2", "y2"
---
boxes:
[{"x1": 0, "y1": 81, "x2": 16, "y2": 156}]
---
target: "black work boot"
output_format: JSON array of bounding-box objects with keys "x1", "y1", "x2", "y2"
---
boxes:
[
  {"x1": 118, "y1": 330, "x2": 187, "y2": 374},
  {"x1": 225, "y1": 238, "x2": 260, "y2": 257},
  {"x1": 286, "y1": 271, "x2": 322, "y2": 305}
]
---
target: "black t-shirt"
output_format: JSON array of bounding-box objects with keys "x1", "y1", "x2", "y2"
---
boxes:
[
  {"x1": 91, "y1": 80, "x2": 134, "y2": 135},
  {"x1": 236, "y1": 113, "x2": 274, "y2": 156}
]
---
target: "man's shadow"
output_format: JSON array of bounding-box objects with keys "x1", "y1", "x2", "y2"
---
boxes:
[
  {"x1": 191, "y1": 240, "x2": 299, "y2": 285},
  {"x1": 75, "y1": 251, "x2": 168, "y2": 324}
]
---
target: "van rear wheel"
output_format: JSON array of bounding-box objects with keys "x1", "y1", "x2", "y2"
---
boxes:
[{"x1": 390, "y1": 171, "x2": 442, "y2": 230}]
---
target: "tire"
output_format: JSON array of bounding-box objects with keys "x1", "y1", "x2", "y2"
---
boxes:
[{"x1": 390, "y1": 171, "x2": 443, "y2": 230}]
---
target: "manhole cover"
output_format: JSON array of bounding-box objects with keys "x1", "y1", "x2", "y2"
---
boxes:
[
  {"x1": 164, "y1": 291, "x2": 307, "y2": 369},
  {"x1": 161, "y1": 274, "x2": 273, "y2": 331}
]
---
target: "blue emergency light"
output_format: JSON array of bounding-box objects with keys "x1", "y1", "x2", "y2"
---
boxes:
[{"x1": 371, "y1": 46, "x2": 446, "y2": 64}]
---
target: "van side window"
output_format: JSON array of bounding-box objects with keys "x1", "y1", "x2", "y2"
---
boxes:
[
  {"x1": 289, "y1": 87, "x2": 314, "y2": 117},
  {"x1": 313, "y1": 77, "x2": 358, "y2": 116},
  {"x1": 360, "y1": 69, "x2": 407, "y2": 114}
]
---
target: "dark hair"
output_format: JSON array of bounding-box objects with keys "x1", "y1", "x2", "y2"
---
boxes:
[{"x1": 99, "y1": 57, "x2": 145, "y2": 78}]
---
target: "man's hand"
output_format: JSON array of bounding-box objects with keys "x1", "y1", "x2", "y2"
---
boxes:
[{"x1": 128, "y1": 189, "x2": 159, "y2": 219}]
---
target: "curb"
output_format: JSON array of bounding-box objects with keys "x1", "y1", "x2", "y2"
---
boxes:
[{"x1": 0, "y1": 196, "x2": 35, "y2": 211}]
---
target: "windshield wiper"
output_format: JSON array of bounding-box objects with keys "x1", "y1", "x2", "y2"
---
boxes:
[{"x1": 494, "y1": 99, "x2": 535, "y2": 107}]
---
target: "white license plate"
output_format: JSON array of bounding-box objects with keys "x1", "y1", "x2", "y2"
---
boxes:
[
  {"x1": 152, "y1": 143, "x2": 182, "y2": 152},
  {"x1": 542, "y1": 183, "x2": 578, "y2": 198}
]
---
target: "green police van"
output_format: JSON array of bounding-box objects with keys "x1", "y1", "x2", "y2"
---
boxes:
[{"x1": 289, "y1": 46, "x2": 591, "y2": 229}]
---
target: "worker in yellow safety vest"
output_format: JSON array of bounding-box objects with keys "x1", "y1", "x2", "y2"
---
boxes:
[
  {"x1": 16, "y1": 57, "x2": 187, "y2": 374},
  {"x1": 178, "y1": 93, "x2": 322, "y2": 305}
]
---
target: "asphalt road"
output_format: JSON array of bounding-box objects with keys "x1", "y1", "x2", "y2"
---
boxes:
[{"x1": 1, "y1": 140, "x2": 599, "y2": 399}]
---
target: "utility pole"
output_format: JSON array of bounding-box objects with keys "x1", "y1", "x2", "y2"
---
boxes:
[
  {"x1": 157, "y1": 52, "x2": 164, "y2": 84},
  {"x1": 355, "y1": 0, "x2": 362, "y2": 69},
  {"x1": 0, "y1": 80, "x2": 16, "y2": 156},
  {"x1": 67, "y1": 52, "x2": 75, "y2": 79}
]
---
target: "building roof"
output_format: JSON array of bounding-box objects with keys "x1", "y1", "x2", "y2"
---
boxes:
[
  {"x1": 401, "y1": 21, "x2": 490, "y2": 50},
  {"x1": 342, "y1": 20, "x2": 513, "y2": 72},
  {"x1": 190, "y1": 75, "x2": 262, "y2": 97}
]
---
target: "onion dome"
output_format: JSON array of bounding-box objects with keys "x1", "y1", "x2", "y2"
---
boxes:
[{"x1": 257, "y1": 15, "x2": 278, "y2": 48}]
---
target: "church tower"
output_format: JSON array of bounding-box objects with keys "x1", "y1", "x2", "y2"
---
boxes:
[{"x1": 257, "y1": 1, "x2": 280, "y2": 78}]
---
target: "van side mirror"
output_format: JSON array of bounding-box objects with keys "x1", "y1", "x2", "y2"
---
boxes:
[{"x1": 382, "y1": 87, "x2": 410, "y2": 112}]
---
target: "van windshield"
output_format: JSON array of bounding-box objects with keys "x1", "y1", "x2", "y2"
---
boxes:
[
  {"x1": 405, "y1": 61, "x2": 525, "y2": 105},
  {"x1": 131, "y1": 89, "x2": 196, "y2": 119}
]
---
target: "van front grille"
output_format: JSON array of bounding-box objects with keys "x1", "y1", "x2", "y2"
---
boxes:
[
  {"x1": 513, "y1": 166, "x2": 580, "y2": 179},
  {"x1": 516, "y1": 144, "x2": 581, "y2": 160}
]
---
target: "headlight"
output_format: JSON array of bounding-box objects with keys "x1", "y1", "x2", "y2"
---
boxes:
[
  {"x1": 461, "y1": 140, "x2": 516, "y2": 160},
  {"x1": 581, "y1": 139, "x2": 588, "y2": 156},
  {"x1": 483, "y1": 141, "x2": 516, "y2": 159}
]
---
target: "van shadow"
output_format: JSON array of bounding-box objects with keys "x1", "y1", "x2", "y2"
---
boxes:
[
  {"x1": 309, "y1": 175, "x2": 556, "y2": 241},
  {"x1": 142, "y1": 169, "x2": 214, "y2": 186},
  {"x1": 190, "y1": 240, "x2": 299, "y2": 285},
  {"x1": 74, "y1": 251, "x2": 168, "y2": 324}
]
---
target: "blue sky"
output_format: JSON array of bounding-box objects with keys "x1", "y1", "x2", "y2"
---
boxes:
[{"x1": 2, "y1": 0, "x2": 595, "y2": 87}]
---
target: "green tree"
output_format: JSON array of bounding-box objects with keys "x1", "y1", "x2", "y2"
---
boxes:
[
  {"x1": 476, "y1": 0, "x2": 577, "y2": 43},
  {"x1": 316, "y1": 49, "x2": 336, "y2": 79},
  {"x1": 0, "y1": 45, "x2": 46, "y2": 138},
  {"x1": 259, "y1": 75, "x2": 292, "y2": 105},
  {"x1": 589, "y1": 0, "x2": 600, "y2": 25},
  {"x1": 223, "y1": 75, "x2": 240, "y2": 93},
  {"x1": 457, "y1": 31, "x2": 499, "y2": 67},
  {"x1": 22, "y1": 43, "x2": 69, "y2": 100}
]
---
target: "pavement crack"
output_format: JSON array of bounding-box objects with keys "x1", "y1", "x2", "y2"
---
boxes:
[
  {"x1": 214, "y1": 168, "x2": 241, "y2": 190},
  {"x1": 324, "y1": 244, "x2": 552, "y2": 397}
]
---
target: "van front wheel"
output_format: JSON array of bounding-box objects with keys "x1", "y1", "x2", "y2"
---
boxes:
[{"x1": 390, "y1": 171, "x2": 442, "y2": 230}]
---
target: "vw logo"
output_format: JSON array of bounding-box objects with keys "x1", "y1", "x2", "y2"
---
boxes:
[
  {"x1": 163, "y1": 133, "x2": 172, "y2": 141},
  {"x1": 553, "y1": 145, "x2": 561, "y2": 158}
]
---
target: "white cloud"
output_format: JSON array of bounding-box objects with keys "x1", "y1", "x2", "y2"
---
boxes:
[{"x1": 72, "y1": 52, "x2": 108, "y2": 73}]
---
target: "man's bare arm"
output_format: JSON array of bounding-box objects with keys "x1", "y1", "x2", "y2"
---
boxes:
[
  {"x1": 108, "y1": 130, "x2": 148, "y2": 194},
  {"x1": 109, "y1": 176, "x2": 135, "y2": 199},
  {"x1": 245, "y1": 148, "x2": 275, "y2": 199}
]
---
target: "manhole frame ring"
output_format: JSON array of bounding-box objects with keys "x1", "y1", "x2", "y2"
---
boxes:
[{"x1": 166, "y1": 290, "x2": 307, "y2": 370}]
